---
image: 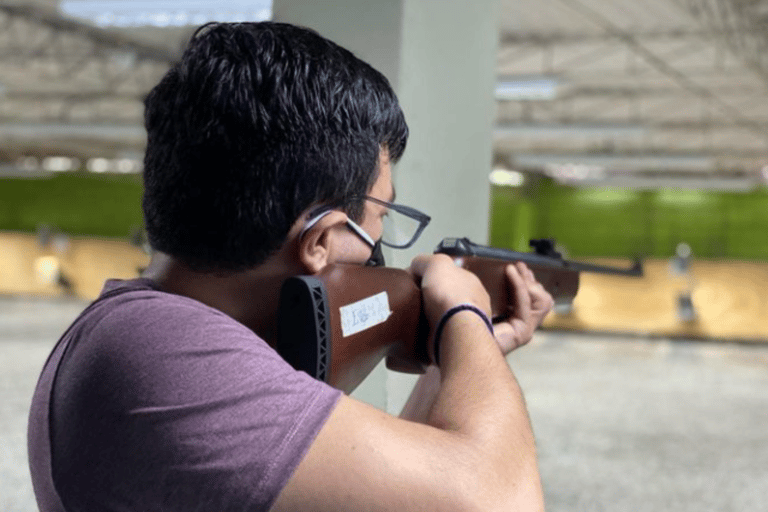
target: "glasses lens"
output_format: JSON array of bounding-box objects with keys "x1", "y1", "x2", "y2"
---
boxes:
[{"x1": 381, "y1": 210, "x2": 421, "y2": 248}]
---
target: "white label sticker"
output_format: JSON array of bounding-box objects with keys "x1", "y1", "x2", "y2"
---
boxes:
[{"x1": 340, "y1": 291, "x2": 391, "y2": 337}]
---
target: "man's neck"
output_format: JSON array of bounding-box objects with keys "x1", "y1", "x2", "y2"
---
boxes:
[{"x1": 142, "y1": 251, "x2": 300, "y2": 346}]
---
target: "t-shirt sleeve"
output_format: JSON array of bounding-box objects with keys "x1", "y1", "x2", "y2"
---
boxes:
[{"x1": 51, "y1": 291, "x2": 342, "y2": 512}]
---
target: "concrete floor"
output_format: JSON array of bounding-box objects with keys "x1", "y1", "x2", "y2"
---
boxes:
[
  {"x1": 509, "y1": 333, "x2": 768, "y2": 512},
  {"x1": 2, "y1": 296, "x2": 767, "y2": 511},
  {"x1": 1, "y1": 296, "x2": 87, "y2": 512}
]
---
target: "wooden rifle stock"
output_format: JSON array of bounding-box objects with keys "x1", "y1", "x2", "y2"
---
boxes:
[{"x1": 277, "y1": 237, "x2": 642, "y2": 393}]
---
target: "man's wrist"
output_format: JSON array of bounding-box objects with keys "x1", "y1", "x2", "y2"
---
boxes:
[{"x1": 432, "y1": 304, "x2": 494, "y2": 366}]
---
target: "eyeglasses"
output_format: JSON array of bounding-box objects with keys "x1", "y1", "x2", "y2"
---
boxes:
[
  {"x1": 304, "y1": 196, "x2": 431, "y2": 250},
  {"x1": 357, "y1": 196, "x2": 431, "y2": 249}
]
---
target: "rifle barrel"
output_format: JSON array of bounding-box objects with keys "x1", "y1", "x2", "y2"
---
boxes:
[{"x1": 436, "y1": 237, "x2": 643, "y2": 277}]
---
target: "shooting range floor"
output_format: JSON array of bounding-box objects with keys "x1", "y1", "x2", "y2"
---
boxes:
[{"x1": 2, "y1": 296, "x2": 767, "y2": 512}]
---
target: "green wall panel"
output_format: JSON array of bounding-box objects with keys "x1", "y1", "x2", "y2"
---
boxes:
[
  {"x1": 650, "y1": 189, "x2": 723, "y2": 258},
  {"x1": 0, "y1": 173, "x2": 143, "y2": 238},
  {"x1": 722, "y1": 193, "x2": 768, "y2": 260},
  {"x1": 537, "y1": 184, "x2": 649, "y2": 258},
  {"x1": 489, "y1": 186, "x2": 534, "y2": 252},
  {"x1": 491, "y1": 178, "x2": 768, "y2": 261}
]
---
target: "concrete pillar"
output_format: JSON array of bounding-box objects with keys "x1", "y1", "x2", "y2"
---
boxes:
[{"x1": 273, "y1": 0, "x2": 501, "y2": 412}]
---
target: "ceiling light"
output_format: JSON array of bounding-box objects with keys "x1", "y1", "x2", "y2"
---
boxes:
[
  {"x1": 42, "y1": 156, "x2": 79, "y2": 172},
  {"x1": 495, "y1": 122, "x2": 648, "y2": 139},
  {"x1": 116, "y1": 159, "x2": 142, "y2": 173},
  {"x1": 555, "y1": 171, "x2": 756, "y2": 191},
  {"x1": 86, "y1": 157, "x2": 143, "y2": 174},
  {"x1": 489, "y1": 168, "x2": 524, "y2": 187},
  {"x1": 513, "y1": 153, "x2": 714, "y2": 172},
  {"x1": 60, "y1": 0, "x2": 272, "y2": 27},
  {"x1": 87, "y1": 158, "x2": 110, "y2": 173},
  {"x1": 545, "y1": 164, "x2": 606, "y2": 182},
  {"x1": 496, "y1": 76, "x2": 559, "y2": 101}
]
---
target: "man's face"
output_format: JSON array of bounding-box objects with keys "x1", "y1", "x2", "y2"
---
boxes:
[{"x1": 332, "y1": 150, "x2": 394, "y2": 265}]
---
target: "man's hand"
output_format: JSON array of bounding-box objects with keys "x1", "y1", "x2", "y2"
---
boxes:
[
  {"x1": 409, "y1": 253, "x2": 492, "y2": 329},
  {"x1": 493, "y1": 262, "x2": 554, "y2": 354}
]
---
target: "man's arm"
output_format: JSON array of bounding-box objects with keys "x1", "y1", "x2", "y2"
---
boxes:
[{"x1": 271, "y1": 255, "x2": 547, "y2": 512}]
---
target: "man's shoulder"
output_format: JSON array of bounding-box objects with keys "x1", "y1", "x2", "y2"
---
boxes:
[
  {"x1": 96, "y1": 277, "x2": 224, "y2": 319},
  {"x1": 84, "y1": 277, "x2": 238, "y2": 341},
  {"x1": 60, "y1": 277, "x2": 265, "y2": 379},
  {"x1": 39, "y1": 277, "x2": 343, "y2": 512}
]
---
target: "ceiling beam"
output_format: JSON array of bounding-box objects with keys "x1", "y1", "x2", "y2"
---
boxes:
[
  {"x1": 1, "y1": 90, "x2": 146, "y2": 102},
  {"x1": 497, "y1": 147, "x2": 768, "y2": 163},
  {"x1": 500, "y1": 27, "x2": 757, "y2": 47},
  {"x1": 495, "y1": 118, "x2": 768, "y2": 132},
  {"x1": 679, "y1": 0, "x2": 768, "y2": 83},
  {"x1": 0, "y1": 122, "x2": 146, "y2": 143},
  {"x1": 556, "y1": 85, "x2": 767, "y2": 99},
  {"x1": 549, "y1": 0, "x2": 760, "y2": 129},
  {"x1": 0, "y1": 4, "x2": 178, "y2": 64}
]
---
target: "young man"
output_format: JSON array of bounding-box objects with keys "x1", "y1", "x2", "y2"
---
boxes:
[{"x1": 28, "y1": 22, "x2": 553, "y2": 511}]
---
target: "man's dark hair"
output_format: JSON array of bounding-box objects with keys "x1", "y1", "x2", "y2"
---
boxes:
[{"x1": 142, "y1": 21, "x2": 408, "y2": 271}]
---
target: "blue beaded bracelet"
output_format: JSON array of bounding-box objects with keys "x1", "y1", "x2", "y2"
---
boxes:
[{"x1": 432, "y1": 304, "x2": 494, "y2": 366}]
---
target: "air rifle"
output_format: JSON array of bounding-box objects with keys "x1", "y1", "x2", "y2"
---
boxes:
[{"x1": 277, "y1": 237, "x2": 642, "y2": 393}]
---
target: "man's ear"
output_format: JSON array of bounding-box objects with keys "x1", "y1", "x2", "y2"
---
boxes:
[{"x1": 298, "y1": 211, "x2": 349, "y2": 274}]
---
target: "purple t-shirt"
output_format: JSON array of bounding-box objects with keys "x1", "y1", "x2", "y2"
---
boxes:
[{"x1": 28, "y1": 278, "x2": 342, "y2": 512}]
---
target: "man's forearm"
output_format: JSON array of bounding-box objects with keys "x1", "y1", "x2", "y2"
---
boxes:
[
  {"x1": 426, "y1": 311, "x2": 543, "y2": 510},
  {"x1": 399, "y1": 366, "x2": 441, "y2": 422}
]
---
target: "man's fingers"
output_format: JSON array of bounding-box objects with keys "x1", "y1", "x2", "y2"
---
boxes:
[
  {"x1": 507, "y1": 263, "x2": 532, "y2": 322},
  {"x1": 514, "y1": 262, "x2": 554, "y2": 322},
  {"x1": 493, "y1": 322, "x2": 512, "y2": 339},
  {"x1": 522, "y1": 263, "x2": 536, "y2": 283},
  {"x1": 492, "y1": 322, "x2": 515, "y2": 351},
  {"x1": 532, "y1": 283, "x2": 554, "y2": 308},
  {"x1": 408, "y1": 254, "x2": 431, "y2": 278},
  {"x1": 527, "y1": 277, "x2": 554, "y2": 320}
]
